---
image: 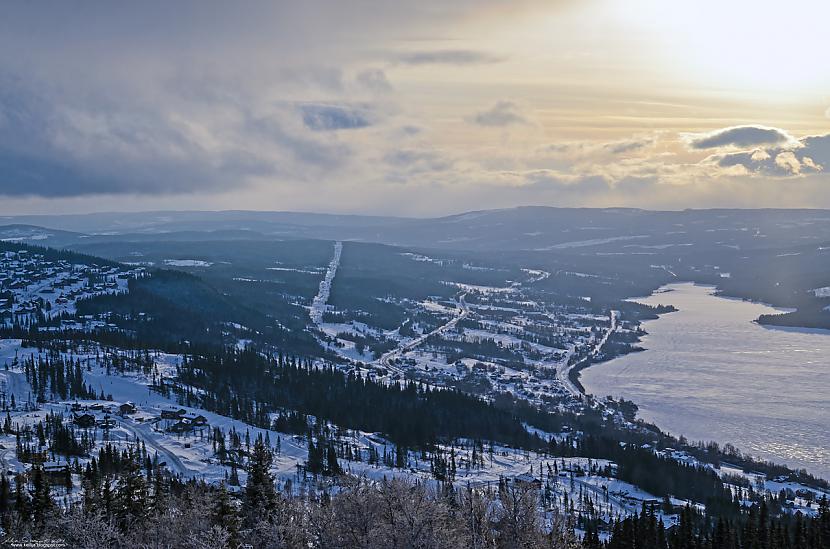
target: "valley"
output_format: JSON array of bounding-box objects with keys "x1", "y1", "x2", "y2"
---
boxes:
[{"x1": 1, "y1": 207, "x2": 829, "y2": 545}]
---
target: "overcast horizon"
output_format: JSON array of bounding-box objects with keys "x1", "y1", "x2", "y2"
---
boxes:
[
  {"x1": 2, "y1": 1, "x2": 830, "y2": 216},
  {"x1": 8, "y1": 203, "x2": 830, "y2": 224}
]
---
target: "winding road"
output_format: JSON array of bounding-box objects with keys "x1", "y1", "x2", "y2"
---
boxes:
[
  {"x1": 120, "y1": 420, "x2": 199, "y2": 478},
  {"x1": 376, "y1": 293, "x2": 469, "y2": 376},
  {"x1": 556, "y1": 310, "x2": 618, "y2": 398}
]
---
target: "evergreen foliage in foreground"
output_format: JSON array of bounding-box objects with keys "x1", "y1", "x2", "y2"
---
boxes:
[{"x1": 0, "y1": 438, "x2": 827, "y2": 548}]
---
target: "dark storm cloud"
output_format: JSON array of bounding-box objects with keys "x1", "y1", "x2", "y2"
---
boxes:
[{"x1": 688, "y1": 125, "x2": 792, "y2": 149}]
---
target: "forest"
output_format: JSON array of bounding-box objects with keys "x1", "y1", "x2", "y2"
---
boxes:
[{"x1": 2, "y1": 437, "x2": 827, "y2": 548}]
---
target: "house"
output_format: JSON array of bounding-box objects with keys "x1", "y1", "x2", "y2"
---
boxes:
[
  {"x1": 73, "y1": 412, "x2": 95, "y2": 428},
  {"x1": 119, "y1": 402, "x2": 136, "y2": 415},
  {"x1": 168, "y1": 412, "x2": 209, "y2": 432},
  {"x1": 181, "y1": 412, "x2": 208, "y2": 426},
  {"x1": 160, "y1": 406, "x2": 186, "y2": 419},
  {"x1": 512, "y1": 472, "x2": 542, "y2": 489},
  {"x1": 167, "y1": 420, "x2": 192, "y2": 433},
  {"x1": 42, "y1": 461, "x2": 70, "y2": 480}
]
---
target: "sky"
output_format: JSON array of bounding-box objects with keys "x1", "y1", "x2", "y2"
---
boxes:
[{"x1": 1, "y1": 0, "x2": 830, "y2": 217}]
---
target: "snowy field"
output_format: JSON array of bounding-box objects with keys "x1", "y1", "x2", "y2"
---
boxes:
[{"x1": 0, "y1": 338, "x2": 674, "y2": 522}]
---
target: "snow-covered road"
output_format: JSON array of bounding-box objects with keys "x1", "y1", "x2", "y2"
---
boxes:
[
  {"x1": 309, "y1": 241, "x2": 342, "y2": 325},
  {"x1": 556, "y1": 310, "x2": 618, "y2": 398},
  {"x1": 376, "y1": 293, "x2": 469, "y2": 376},
  {"x1": 119, "y1": 420, "x2": 200, "y2": 478}
]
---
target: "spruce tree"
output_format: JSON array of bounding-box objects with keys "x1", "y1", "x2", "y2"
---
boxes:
[
  {"x1": 115, "y1": 454, "x2": 147, "y2": 529},
  {"x1": 14, "y1": 472, "x2": 30, "y2": 524},
  {"x1": 30, "y1": 466, "x2": 53, "y2": 527},
  {"x1": 151, "y1": 465, "x2": 168, "y2": 515},
  {"x1": 242, "y1": 438, "x2": 277, "y2": 526},
  {"x1": 326, "y1": 442, "x2": 342, "y2": 476},
  {"x1": 101, "y1": 476, "x2": 114, "y2": 518},
  {"x1": 213, "y1": 482, "x2": 240, "y2": 547}
]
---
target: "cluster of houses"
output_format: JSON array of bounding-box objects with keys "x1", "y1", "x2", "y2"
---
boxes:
[
  {"x1": 0, "y1": 248, "x2": 142, "y2": 326},
  {"x1": 71, "y1": 402, "x2": 209, "y2": 433},
  {"x1": 159, "y1": 405, "x2": 209, "y2": 432},
  {"x1": 71, "y1": 402, "x2": 121, "y2": 429},
  {"x1": 17, "y1": 402, "x2": 212, "y2": 481}
]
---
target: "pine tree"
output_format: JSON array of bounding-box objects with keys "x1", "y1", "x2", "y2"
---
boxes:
[
  {"x1": 326, "y1": 442, "x2": 342, "y2": 476},
  {"x1": 64, "y1": 466, "x2": 73, "y2": 493},
  {"x1": 242, "y1": 438, "x2": 277, "y2": 526},
  {"x1": 0, "y1": 475, "x2": 9, "y2": 517},
  {"x1": 101, "y1": 476, "x2": 114, "y2": 518},
  {"x1": 115, "y1": 453, "x2": 147, "y2": 529},
  {"x1": 30, "y1": 466, "x2": 54, "y2": 526},
  {"x1": 213, "y1": 482, "x2": 240, "y2": 548},
  {"x1": 14, "y1": 472, "x2": 30, "y2": 523},
  {"x1": 395, "y1": 444, "x2": 407, "y2": 469},
  {"x1": 306, "y1": 436, "x2": 324, "y2": 475},
  {"x1": 151, "y1": 465, "x2": 168, "y2": 514},
  {"x1": 81, "y1": 478, "x2": 98, "y2": 515}
]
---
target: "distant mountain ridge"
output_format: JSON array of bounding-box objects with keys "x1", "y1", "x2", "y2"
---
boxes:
[{"x1": 4, "y1": 206, "x2": 830, "y2": 253}]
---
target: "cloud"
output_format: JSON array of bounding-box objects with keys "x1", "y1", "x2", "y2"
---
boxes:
[
  {"x1": 0, "y1": 68, "x2": 370, "y2": 197},
  {"x1": 800, "y1": 134, "x2": 830, "y2": 166},
  {"x1": 300, "y1": 104, "x2": 373, "y2": 131},
  {"x1": 0, "y1": 75, "x2": 277, "y2": 197},
  {"x1": 516, "y1": 171, "x2": 613, "y2": 193},
  {"x1": 603, "y1": 138, "x2": 655, "y2": 154},
  {"x1": 245, "y1": 113, "x2": 351, "y2": 171},
  {"x1": 394, "y1": 49, "x2": 504, "y2": 66},
  {"x1": 539, "y1": 137, "x2": 655, "y2": 157},
  {"x1": 383, "y1": 149, "x2": 453, "y2": 179},
  {"x1": 356, "y1": 69, "x2": 393, "y2": 93},
  {"x1": 0, "y1": 1, "x2": 452, "y2": 200},
  {"x1": 685, "y1": 125, "x2": 794, "y2": 149},
  {"x1": 0, "y1": 1, "x2": 828, "y2": 213},
  {"x1": 472, "y1": 101, "x2": 527, "y2": 127},
  {"x1": 705, "y1": 133, "x2": 829, "y2": 177}
]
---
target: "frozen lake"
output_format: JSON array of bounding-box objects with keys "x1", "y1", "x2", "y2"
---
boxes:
[{"x1": 581, "y1": 282, "x2": 830, "y2": 480}]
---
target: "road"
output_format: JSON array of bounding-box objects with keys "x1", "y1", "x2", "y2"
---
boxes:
[
  {"x1": 0, "y1": 446, "x2": 11, "y2": 474},
  {"x1": 309, "y1": 241, "x2": 342, "y2": 325},
  {"x1": 120, "y1": 420, "x2": 199, "y2": 478},
  {"x1": 556, "y1": 310, "x2": 618, "y2": 398},
  {"x1": 563, "y1": 474, "x2": 641, "y2": 515},
  {"x1": 658, "y1": 265, "x2": 678, "y2": 278},
  {"x1": 376, "y1": 293, "x2": 469, "y2": 376},
  {"x1": 371, "y1": 268, "x2": 549, "y2": 377}
]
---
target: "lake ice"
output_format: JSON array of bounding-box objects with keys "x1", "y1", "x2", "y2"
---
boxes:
[{"x1": 581, "y1": 282, "x2": 830, "y2": 480}]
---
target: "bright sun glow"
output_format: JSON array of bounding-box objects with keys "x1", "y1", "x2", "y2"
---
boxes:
[{"x1": 614, "y1": 0, "x2": 830, "y2": 96}]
